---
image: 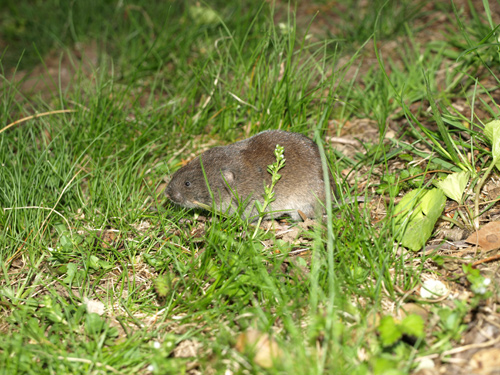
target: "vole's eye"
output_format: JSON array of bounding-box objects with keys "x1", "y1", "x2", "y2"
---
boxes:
[{"x1": 185, "y1": 181, "x2": 191, "y2": 187}]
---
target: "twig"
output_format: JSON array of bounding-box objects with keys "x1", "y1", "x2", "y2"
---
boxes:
[
  {"x1": 288, "y1": 248, "x2": 310, "y2": 255},
  {"x1": 471, "y1": 253, "x2": 500, "y2": 268},
  {"x1": 1, "y1": 109, "x2": 76, "y2": 134},
  {"x1": 56, "y1": 356, "x2": 120, "y2": 374},
  {"x1": 441, "y1": 333, "x2": 500, "y2": 357},
  {"x1": 325, "y1": 136, "x2": 360, "y2": 146},
  {"x1": 228, "y1": 92, "x2": 260, "y2": 111}
]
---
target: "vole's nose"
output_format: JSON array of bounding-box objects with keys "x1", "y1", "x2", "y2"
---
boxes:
[{"x1": 166, "y1": 188, "x2": 183, "y2": 204}]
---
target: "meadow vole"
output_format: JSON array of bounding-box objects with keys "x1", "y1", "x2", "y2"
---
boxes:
[{"x1": 165, "y1": 130, "x2": 336, "y2": 221}]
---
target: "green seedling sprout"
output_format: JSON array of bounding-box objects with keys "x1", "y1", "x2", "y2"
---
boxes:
[
  {"x1": 252, "y1": 144, "x2": 286, "y2": 239},
  {"x1": 476, "y1": 120, "x2": 500, "y2": 228},
  {"x1": 435, "y1": 171, "x2": 471, "y2": 228},
  {"x1": 434, "y1": 171, "x2": 470, "y2": 204}
]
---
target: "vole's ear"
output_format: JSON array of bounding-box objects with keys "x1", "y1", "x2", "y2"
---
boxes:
[{"x1": 221, "y1": 168, "x2": 235, "y2": 183}]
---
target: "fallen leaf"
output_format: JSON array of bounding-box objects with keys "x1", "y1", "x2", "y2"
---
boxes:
[
  {"x1": 465, "y1": 222, "x2": 500, "y2": 251},
  {"x1": 236, "y1": 329, "x2": 283, "y2": 368},
  {"x1": 413, "y1": 357, "x2": 436, "y2": 374},
  {"x1": 84, "y1": 299, "x2": 105, "y2": 315},
  {"x1": 173, "y1": 340, "x2": 201, "y2": 358},
  {"x1": 470, "y1": 348, "x2": 500, "y2": 374},
  {"x1": 413, "y1": 368, "x2": 438, "y2": 375}
]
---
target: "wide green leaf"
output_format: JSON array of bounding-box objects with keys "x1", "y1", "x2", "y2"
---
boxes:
[
  {"x1": 401, "y1": 314, "x2": 425, "y2": 338},
  {"x1": 434, "y1": 171, "x2": 470, "y2": 203},
  {"x1": 378, "y1": 315, "x2": 402, "y2": 347},
  {"x1": 484, "y1": 120, "x2": 500, "y2": 171},
  {"x1": 394, "y1": 189, "x2": 446, "y2": 251}
]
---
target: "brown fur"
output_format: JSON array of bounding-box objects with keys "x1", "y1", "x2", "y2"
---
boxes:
[{"x1": 165, "y1": 130, "x2": 336, "y2": 221}]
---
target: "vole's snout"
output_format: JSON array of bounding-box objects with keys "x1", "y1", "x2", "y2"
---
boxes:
[{"x1": 165, "y1": 186, "x2": 183, "y2": 204}]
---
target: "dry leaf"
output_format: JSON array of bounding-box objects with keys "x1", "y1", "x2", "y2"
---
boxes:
[
  {"x1": 173, "y1": 340, "x2": 201, "y2": 358},
  {"x1": 85, "y1": 299, "x2": 105, "y2": 315},
  {"x1": 236, "y1": 329, "x2": 283, "y2": 368},
  {"x1": 470, "y1": 348, "x2": 500, "y2": 374},
  {"x1": 465, "y1": 222, "x2": 500, "y2": 251}
]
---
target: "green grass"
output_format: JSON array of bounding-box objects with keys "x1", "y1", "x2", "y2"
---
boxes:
[{"x1": 1, "y1": 1, "x2": 500, "y2": 374}]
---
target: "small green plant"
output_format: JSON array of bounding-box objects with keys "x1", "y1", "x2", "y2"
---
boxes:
[
  {"x1": 432, "y1": 300, "x2": 469, "y2": 344},
  {"x1": 463, "y1": 264, "x2": 492, "y2": 299},
  {"x1": 394, "y1": 188, "x2": 446, "y2": 251},
  {"x1": 434, "y1": 171, "x2": 470, "y2": 204},
  {"x1": 377, "y1": 314, "x2": 425, "y2": 347},
  {"x1": 376, "y1": 172, "x2": 400, "y2": 196},
  {"x1": 372, "y1": 313, "x2": 425, "y2": 375},
  {"x1": 252, "y1": 144, "x2": 286, "y2": 239},
  {"x1": 399, "y1": 166, "x2": 426, "y2": 188},
  {"x1": 435, "y1": 170, "x2": 472, "y2": 228},
  {"x1": 377, "y1": 166, "x2": 426, "y2": 196},
  {"x1": 475, "y1": 120, "x2": 500, "y2": 228}
]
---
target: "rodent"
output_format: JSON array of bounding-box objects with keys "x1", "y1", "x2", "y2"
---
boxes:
[{"x1": 165, "y1": 130, "x2": 336, "y2": 221}]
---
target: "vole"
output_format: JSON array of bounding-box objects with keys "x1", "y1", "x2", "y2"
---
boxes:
[{"x1": 165, "y1": 130, "x2": 336, "y2": 221}]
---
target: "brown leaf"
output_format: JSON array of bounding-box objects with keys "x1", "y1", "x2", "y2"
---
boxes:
[
  {"x1": 465, "y1": 222, "x2": 500, "y2": 251},
  {"x1": 173, "y1": 340, "x2": 201, "y2": 358},
  {"x1": 235, "y1": 329, "x2": 283, "y2": 368},
  {"x1": 470, "y1": 348, "x2": 500, "y2": 374}
]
